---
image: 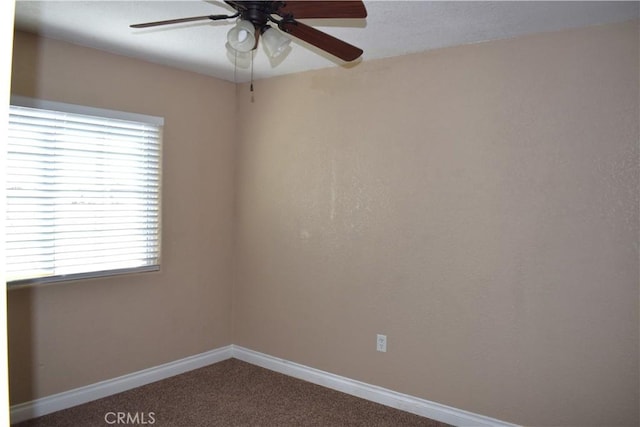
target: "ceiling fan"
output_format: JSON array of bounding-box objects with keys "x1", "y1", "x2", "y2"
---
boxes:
[{"x1": 130, "y1": 1, "x2": 367, "y2": 62}]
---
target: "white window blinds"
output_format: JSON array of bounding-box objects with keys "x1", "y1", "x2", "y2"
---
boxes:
[{"x1": 6, "y1": 98, "x2": 163, "y2": 285}]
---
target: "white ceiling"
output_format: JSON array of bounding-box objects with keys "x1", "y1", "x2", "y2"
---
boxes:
[{"x1": 13, "y1": 1, "x2": 640, "y2": 83}]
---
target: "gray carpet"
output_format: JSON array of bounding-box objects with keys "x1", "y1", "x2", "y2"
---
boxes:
[{"x1": 14, "y1": 358, "x2": 451, "y2": 426}]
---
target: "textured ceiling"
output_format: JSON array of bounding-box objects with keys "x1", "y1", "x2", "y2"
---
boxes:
[{"x1": 13, "y1": 1, "x2": 640, "y2": 83}]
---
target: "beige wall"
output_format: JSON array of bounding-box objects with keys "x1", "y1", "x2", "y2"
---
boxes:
[
  {"x1": 234, "y1": 21, "x2": 639, "y2": 427},
  {"x1": 9, "y1": 32, "x2": 236, "y2": 404}
]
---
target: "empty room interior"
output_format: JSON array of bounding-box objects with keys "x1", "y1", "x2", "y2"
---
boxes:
[{"x1": 4, "y1": 1, "x2": 640, "y2": 426}]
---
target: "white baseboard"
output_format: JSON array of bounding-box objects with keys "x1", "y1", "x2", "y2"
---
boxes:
[
  {"x1": 11, "y1": 344, "x2": 519, "y2": 427},
  {"x1": 232, "y1": 345, "x2": 520, "y2": 427},
  {"x1": 9, "y1": 345, "x2": 233, "y2": 424}
]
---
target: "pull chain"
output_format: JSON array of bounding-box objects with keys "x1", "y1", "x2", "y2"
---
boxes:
[
  {"x1": 250, "y1": 51, "x2": 254, "y2": 92},
  {"x1": 233, "y1": 49, "x2": 238, "y2": 84}
]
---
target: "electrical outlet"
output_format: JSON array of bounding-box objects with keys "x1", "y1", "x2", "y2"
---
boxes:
[{"x1": 376, "y1": 334, "x2": 387, "y2": 352}]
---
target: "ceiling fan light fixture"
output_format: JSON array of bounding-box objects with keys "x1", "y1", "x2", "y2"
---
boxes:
[
  {"x1": 261, "y1": 27, "x2": 291, "y2": 59},
  {"x1": 227, "y1": 19, "x2": 256, "y2": 53}
]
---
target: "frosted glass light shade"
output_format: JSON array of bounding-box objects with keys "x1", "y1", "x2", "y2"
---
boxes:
[
  {"x1": 262, "y1": 27, "x2": 291, "y2": 58},
  {"x1": 227, "y1": 20, "x2": 256, "y2": 52},
  {"x1": 226, "y1": 42, "x2": 252, "y2": 68}
]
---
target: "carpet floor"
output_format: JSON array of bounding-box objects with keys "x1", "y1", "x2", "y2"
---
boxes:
[{"x1": 14, "y1": 358, "x2": 452, "y2": 427}]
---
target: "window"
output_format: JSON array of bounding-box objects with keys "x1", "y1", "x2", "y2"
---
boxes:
[{"x1": 6, "y1": 97, "x2": 163, "y2": 286}]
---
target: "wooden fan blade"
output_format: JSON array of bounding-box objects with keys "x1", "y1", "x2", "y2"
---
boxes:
[
  {"x1": 276, "y1": 1, "x2": 367, "y2": 19},
  {"x1": 130, "y1": 14, "x2": 231, "y2": 28},
  {"x1": 280, "y1": 20, "x2": 362, "y2": 61}
]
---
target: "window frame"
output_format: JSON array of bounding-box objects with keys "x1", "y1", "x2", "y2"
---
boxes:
[{"x1": 6, "y1": 96, "x2": 164, "y2": 287}]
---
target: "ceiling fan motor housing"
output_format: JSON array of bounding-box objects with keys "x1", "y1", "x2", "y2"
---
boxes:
[{"x1": 239, "y1": 1, "x2": 276, "y2": 26}]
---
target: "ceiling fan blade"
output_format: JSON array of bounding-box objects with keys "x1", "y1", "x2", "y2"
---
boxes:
[
  {"x1": 279, "y1": 20, "x2": 363, "y2": 62},
  {"x1": 130, "y1": 14, "x2": 233, "y2": 29},
  {"x1": 276, "y1": 1, "x2": 367, "y2": 19}
]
